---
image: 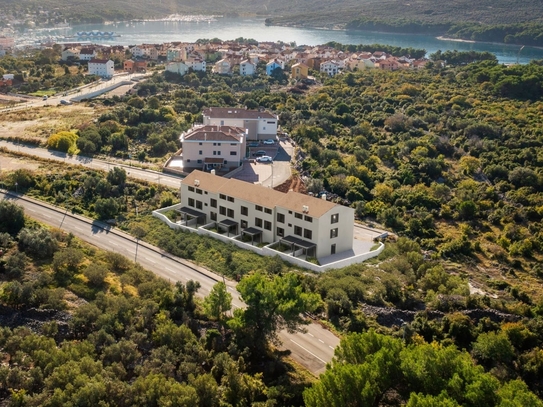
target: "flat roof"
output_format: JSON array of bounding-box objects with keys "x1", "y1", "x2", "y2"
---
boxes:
[
  {"x1": 183, "y1": 125, "x2": 245, "y2": 142},
  {"x1": 202, "y1": 107, "x2": 276, "y2": 120},
  {"x1": 242, "y1": 227, "x2": 262, "y2": 236},
  {"x1": 182, "y1": 170, "x2": 341, "y2": 218},
  {"x1": 177, "y1": 206, "x2": 206, "y2": 218},
  {"x1": 281, "y1": 235, "x2": 316, "y2": 249},
  {"x1": 218, "y1": 219, "x2": 238, "y2": 227}
]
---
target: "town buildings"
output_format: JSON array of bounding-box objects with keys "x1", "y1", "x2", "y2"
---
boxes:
[
  {"x1": 179, "y1": 125, "x2": 246, "y2": 172},
  {"x1": 179, "y1": 170, "x2": 355, "y2": 259},
  {"x1": 202, "y1": 107, "x2": 278, "y2": 141}
]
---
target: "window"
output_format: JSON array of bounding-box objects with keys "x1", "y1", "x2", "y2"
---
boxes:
[
  {"x1": 217, "y1": 143, "x2": 221, "y2": 146},
  {"x1": 230, "y1": 151, "x2": 237, "y2": 155},
  {"x1": 188, "y1": 198, "x2": 195, "y2": 207},
  {"x1": 199, "y1": 142, "x2": 202, "y2": 145},
  {"x1": 277, "y1": 227, "x2": 284, "y2": 237},
  {"x1": 219, "y1": 206, "x2": 226, "y2": 216},
  {"x1": 264, "y1": 208, "x2": 272, "y2": 215},
  {"x1": 304, "y1": 229, "x2": 312, "y2": 240},
  {"x1": 304, "y1": 215, "x2": 312, "y2": 223},
  {"x1": 199, "y1": 150, "x2": 202, "y2": 155},
  {"x1": 213, "y1": 143, "x2": 217, "y2": 146},
  {"x1": 196, "y1": 200, "x2": 203, "y2": 210},
  {"x1": 219, "y1": 194, "x2": 226, "y2": 200},
  {"x1": 331, "y1": 244, "x2": 336, "y2": 255},
  {"x1": 210, "y1": 198, "x2": 217, "y2": 208},
  {"x1": 331, "y1": 213, "x2": 339, "y2": 224},
  {"x1": 255, "y1": 205, "x2": 263, "y2": 212},
  {"x1": 213, "y1": 151, "x2": 216, "y2": 155},
  {"x1": 187, "y1": 159, "x2": 191, "y2": 163},
  {"x1": 277, "y1": 213, "x2": 285, "y2": 223},
  {"x1": 264, "y1": 221, "x2": 272, "y2": 230},
  {"x1": 210, "y1": 212, "x2": 217, "y2": 221},
  {"x1": 227, "y1": 208, "x2": 234, "y2": 218},
  {"x1": 294, "y1": 212, "x2": 303, "y2": 219},
  {"x1": 197, "y1": 159, "x2": 202, "y2": 164},
  {"x1": 227, "y1": 196, "x2": 234, "y2": 203},
  {"x1": 217, "y1": 151, "x2": 221, "y2": 155},
  {"x1": 241, "y1": 206, "x2": 248, "y2": 216},
  {"x1": 196, "y1": 188, "x2": 202, "y2": 195},
  {"x1": 294, "y1": 226, "x2": 302, "y2": 236},
  {"x1": 241, "y1": 220, "x2": 248, "y2": 228},
  {"x1": 255, "y1": 218, "x2": 263, "y2": 227},
  {"x1": 188, "y1": 186, "x2": 194, "y2": 192},
  {"x1": 230, "y1": 143, "x2": 237, "y2": 146},
  {"x1": 330, "y1": 228, "x2": 338, "y2": 238}
]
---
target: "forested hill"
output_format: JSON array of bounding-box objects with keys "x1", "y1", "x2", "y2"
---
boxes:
[{"x1": 6, "y1": 0, "x2": 543, "y2": 27}]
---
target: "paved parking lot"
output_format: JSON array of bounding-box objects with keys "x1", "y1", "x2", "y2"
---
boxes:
[{"x1": 233, "y1": 139, "x2": 293, "y2": 187}]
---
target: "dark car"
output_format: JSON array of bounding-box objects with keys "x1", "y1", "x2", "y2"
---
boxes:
[
  {"x1": 248, "y1": 142, "x2": 260, "y2": 147},
  {"x1": 253, "y1": 150, "x2": 266, "y2": 157}
]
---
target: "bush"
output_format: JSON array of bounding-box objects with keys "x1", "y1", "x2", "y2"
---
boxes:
[{"x1": 47, "y1": 131, "x2": 78, "y2": 154}]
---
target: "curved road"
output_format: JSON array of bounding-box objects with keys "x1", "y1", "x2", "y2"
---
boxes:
[{"x1": 0, "y1": 191, "x2": 339, "y2": 375}]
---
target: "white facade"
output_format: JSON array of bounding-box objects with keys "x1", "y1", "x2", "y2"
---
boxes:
[
  {"x1": 320, "y1": 60, "x2": 340, "y2": 76},
  {"x1": 166, "y1": 61, "x2": 189, "y2": 76},
  {"x1": 88, "y1": 59, "x2": 114, "y2": 78},
  {"x1": 186, "y1": 58, "x2": 207, "y2": 72},
  {"x1": 239, "y1": 60, "x2": 255, "y2": 76},
  {"x1": 79, "y1": 49, "x2": 96, "y2": 61},
  {"x1": 202, "y1": 107, "x2": 278, "y2": 141},
  {"x1": 213, "y1": 58, "x2": 232, "y2": 75},
  {"x1": 180, "y1": 170, "x2": 354, "y2": 259},
  {"x1": 180, "y1": 125, "x2": 246, "y2": 171},
  {"x1": 61, "y1": 48, "x2": 80, "y2": 61}
]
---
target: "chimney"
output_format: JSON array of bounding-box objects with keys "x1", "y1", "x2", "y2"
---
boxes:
[
  {"x1": 211, "y1": 169, "x2": 216, "y2": 175},
  {"x1": 321, "y1": 194, "x2": 327, "y2": 201}
]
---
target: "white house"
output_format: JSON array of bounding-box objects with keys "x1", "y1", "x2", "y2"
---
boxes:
[
  {"x1": 202, "y1": 107, "x2": 278, "y2": 141},
  {"x1": 239, "y1": 60, "x2": 255, "y2": 76},
  {"x1": 166, "y1": 61, "x2": 189, "y2": 76},
  {"x1": 88, "y1": 59, "x2": 114, "y2": 78},
  {"x1": 186, "y1": 57, "x2": 207, "y2": 72},
  {"x1": 79, "y1": 48, "x2": 97, "y2": 61},
  {"x1": 320, "y1": 60, "x2": 340, "y2": 76},
  {"x1": 131, "y1": 45, "x2": 145, "y2": 58},
  {"x1": 179, "y1": 125, "x2": 246, "y2": 171},
  {"x1": 61, "y1": 47, "x2": 80, "y2": 61},
  {"x1": 180, "y1": 170, "x2": 355, "y2": 259},
  {"x1": 213, "y1": 58, "x2": 232, "y2": 75}
]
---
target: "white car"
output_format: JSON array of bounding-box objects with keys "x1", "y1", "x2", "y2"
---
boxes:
[
  {"x1": 263, "y1": 139, "x2": 276, "y2": 145},
  {"x1": 256, "y1": 155, "x2": 273, "y2": 163}
]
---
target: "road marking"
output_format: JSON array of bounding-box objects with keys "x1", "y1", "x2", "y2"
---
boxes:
[
  {"x1": 28, "y1": 208, "x2": 36, "y2": 212},
  {"x1": 73, "y1": 226, "x2": 83, "y2": 231},
  {"x1": 308, "y1": 333, "x2": 314, "y2": 337},
  {"x1": 232, "y1": 304, "x2": 240, "y2": 309},
  {"x1": 165, "y1": 267, "x2": 174, "y2": 272},
  {"x1": 43, "y1": 214, "x2": 51, "y2": 219},
  {"x1": 144, "y1": 257, "x2": 157, "y2": 264},
  {"x1": 289, "y1": 339, "x2": 326, "y2": 364},
  {"x1": 329, "y1": 346, "x2": 334, "y2": 350},
  {"x1": 318, "y1": 339, "x2": 324, "y2": 343},
  {"x1": 109, "y1": 241, "x2": 119, "y2": 246}
]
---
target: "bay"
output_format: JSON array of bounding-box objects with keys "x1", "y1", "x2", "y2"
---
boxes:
[{"x1": 72, "y1": 17, "x2": 543, "y2": 64}]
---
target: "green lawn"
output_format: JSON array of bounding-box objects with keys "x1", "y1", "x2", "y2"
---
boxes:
[{"x1": 29, "y1": 89, "x2": 57, "y2": 97}]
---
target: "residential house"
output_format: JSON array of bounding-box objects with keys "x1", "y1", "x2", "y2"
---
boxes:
[
  {"x1": 61, "y1": 47, "x2": 80, "y2": 61},
  {"x1": 239, "y1": 60, "x2": 255, "y2": 76},
  {"x1": 179, "y1": 125, "x2": 246, "y2": 171},
  {"x1": 130, "y1": 45, "x2": 146, "y2": 58},
  {"x1": 213, "y1": 58, "x2": 232, "y2": 75},
  {"x1": 320, "y1": 60, "x2": 340, "y2": 76},
  {"x1": 166, "y1": 61, "x2": 189, "y2": 76},
  {"x1": 291, "y1": 62, "x2": 309, "y2": 80},
  {"x1": 167, "y1": 48, "x2": 186, "y2": 61},
  {"x1": 378, "y1": 57, "x2": 401, "y2": 71},
  {"x1": 413, "y1": 59, "x2": 428, "y2": 70},
  {"x1": 0, "y1": 37, "x2": 14, "y2": 49},
  {"x1": 79, "y1": 48, "x2": 97, "y2": 61},
  {"x1": 88, "y1": 59, "x2": 114, "y2": 78},
  {"x1": 185, "y1": 57, "x2": 207, "y2": 72},
  {"x1": 180, "y1": 170, "x2": 355, "y2": 259},
  {"x1": 266, "y1": 59, "x2": 284, "y2": 76},
  {"x1": 202, "y1": 107, "x2": 278, "y2": 141}
]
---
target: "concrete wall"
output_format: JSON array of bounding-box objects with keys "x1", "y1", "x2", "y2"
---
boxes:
[{"x1": 70, "y1": 80, "x2": 132, "y2": 102}]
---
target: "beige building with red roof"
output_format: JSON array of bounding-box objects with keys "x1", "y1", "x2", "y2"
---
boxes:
[
  {"x1": 179, "y1": 125, "x2": 247, "y2": 172},
  {"x1": 202, "y1": 107, "x2": 278, "y2": 141},
  {"x1": 179, "y1": 170, "x2": 354, "y2": 259}
]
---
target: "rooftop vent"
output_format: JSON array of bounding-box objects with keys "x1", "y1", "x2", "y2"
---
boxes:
[
  {"x1": 194, "y1": 179, "x2": 200, "y2": 186},
  {"x1": 302, "y1": 205, "x2": 309, "y2": 213}
]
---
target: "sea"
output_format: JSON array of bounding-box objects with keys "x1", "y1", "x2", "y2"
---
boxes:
[{"x1": 68, "y1": 17, "x2": 543, "y2": 64}]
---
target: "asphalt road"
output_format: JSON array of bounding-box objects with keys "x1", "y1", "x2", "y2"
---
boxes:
[
  {"x1": 0, "y1": 140, "x2": 183, "y2": 190},
  {"x1": 0, "y1": 191, "x2": 339, "y2": 375}
]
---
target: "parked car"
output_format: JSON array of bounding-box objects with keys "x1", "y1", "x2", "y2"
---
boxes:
[
  {"x1": 248, "y1": 142, "x2": 260, "y2": 147},
  {"x1": 253, "y1": 150, "x2": 266, "y2": 157},
  {"x1": 256, "y1": 155, "x2": 273, "y2": 163},
  {"x1": 263, "y1": 139, "x2": 275, "y2": 145},
  {"x1": 60, "y1": 99, "x2": 72, "y2": 105},
  {"x1": 42, "y1": 96, "x2": 48, "y2": 101}
]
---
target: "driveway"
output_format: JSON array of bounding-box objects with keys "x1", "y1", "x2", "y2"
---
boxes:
[{"x1": 233, "y1": 139, "x2": 293, "y2": 187}]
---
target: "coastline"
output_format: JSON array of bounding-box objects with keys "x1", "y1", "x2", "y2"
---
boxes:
[{"x1": 436, "y1": 35, "x2": 543, "y2": 51}]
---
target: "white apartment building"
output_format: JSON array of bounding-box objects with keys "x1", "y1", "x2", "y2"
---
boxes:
[
  {"x1": 320, "y1": 60, "x2": 340, "y2": 76},
  {"x1": 239, "y1": 60, "x2": 256, "y2": 76},
  {"x1": 202, "y1": 107, "x2": 278, "y2": 141},
  {"x1": 179, "y1": 125, "x2": 246, "y2": 172},
  {"x1": 213, "y1": 58, "x2": 232, "y2": 75},
  {"x1": 166, "y1": 61, "x2": 189, "y2": 76},
  {"x1": 88, "y1": 59, "x2": 114, "y2": 78},
  {"x1": 179, "y1": 170, "x2": 354, "y2": 259},
  {"x1": 79, "y1": 48, "x2": 97, "y2": 61},
  {"x1": 185, "y1": 58, "x2": 207, "y2": 72},
  {"x1": 61, "y1": 48, "x2": 80, "y2": 61}
]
